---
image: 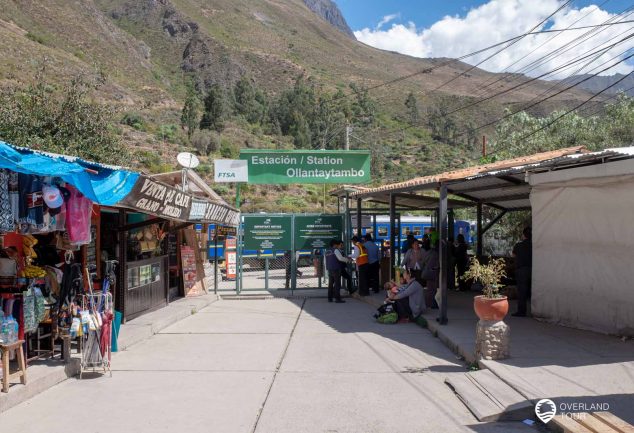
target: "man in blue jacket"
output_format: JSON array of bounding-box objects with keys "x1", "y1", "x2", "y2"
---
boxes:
[{"x1": 326, "y1": 239, "x2": 350, "y2": 303}]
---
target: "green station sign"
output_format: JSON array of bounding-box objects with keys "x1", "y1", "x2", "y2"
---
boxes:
[
  {"x1": 243, "y1": 215, "x2": 292, "y2": 250},
  {"x1": 239, "y1": 150, "x2": 371, "y2": 184},
  {"x1": 294, "y1": 214, "x2": 344, "y2": 250}
]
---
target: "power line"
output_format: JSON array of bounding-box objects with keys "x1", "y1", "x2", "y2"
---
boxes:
[
  {"x1": 324, "y1": 9, "x2": 634, "y2": 104},
  {"x1": 471, "y1": 0, "x2": 614, "y2": 99},
  {"x1": 473, "y1": 52, "x2": 634, "y2": 132},
  {"x1": 442, "y1": 34, "x2": 634, "y2": 118},
  {"x1": 488, "y1": 71, "x2": 634, "y2": 157},
  {"x1": 361, "y1": 10, "x2": 634, "y2": 120}
]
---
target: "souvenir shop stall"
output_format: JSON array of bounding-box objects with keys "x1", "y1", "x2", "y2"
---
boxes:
[
  {"x1": 0, "y1": 141, "x2": 139, "y2": 384},
  {"x1": 0, "y1": 141, "x2": 240, "y2": 384}
]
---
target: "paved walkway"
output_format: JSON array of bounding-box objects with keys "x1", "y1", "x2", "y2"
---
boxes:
[
  {"x1": 417, "y1": 291, "x2": 634, "y2": 424},
  {"x1": 0, "y1": 297, "x2": 535, "y2": 433}
]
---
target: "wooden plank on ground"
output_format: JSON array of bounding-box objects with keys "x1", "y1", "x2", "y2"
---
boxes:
[
  {"x1": 552, "y1": 415, "x2": 594, "y2": 433},
  {"x1": 579, "y1": 414, "x2": 620, "y2": 433},
  {"x1": 593, "y1": 412, "x2": 634, "y2": 433}
]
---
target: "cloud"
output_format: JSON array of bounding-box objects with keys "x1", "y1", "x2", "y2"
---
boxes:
[
  {"x1": 354, "y1": 0, "x2": 634, "y2": 78},
  {"x1": 376, "y1": 13, "x2": 400, "y2": 30}
]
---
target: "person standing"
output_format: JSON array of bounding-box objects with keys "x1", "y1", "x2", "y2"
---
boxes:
[
  {"x1": 350, "y1": 236, "x2": 369, "y2": 296},
  {"x1": 401, "y1": 239, "x2": 424, "y2": 281},
  {"x1": 454, "y1": 234, "x2": 469, "y2": 291},
  {"x1": 512, "y1": 227, "x2": 532, "y2": 317},
  {"x1": 363, "y1": 233, "x2": 381, "y2": 293},
  {"x1": 326, "y1": 239, "x2": 349, "y2": 303}
]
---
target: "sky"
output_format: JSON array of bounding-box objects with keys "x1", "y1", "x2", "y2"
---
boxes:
[{"x1": 336, "y1": 0, "x2": 634, "y2": 78}]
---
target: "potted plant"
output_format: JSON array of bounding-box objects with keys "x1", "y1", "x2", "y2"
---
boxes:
[{"x1": 463, "y1": 257, "x2": 508, "y2": 321}]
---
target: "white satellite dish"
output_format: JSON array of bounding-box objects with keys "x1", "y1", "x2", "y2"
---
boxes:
[{"x1": 177, "y1": 152, "x2": 200, "y2": 169}]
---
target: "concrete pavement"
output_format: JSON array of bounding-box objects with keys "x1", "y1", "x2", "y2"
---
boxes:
[{"x1": 0, "y1": 297, "x2": 538, "y2": 433}]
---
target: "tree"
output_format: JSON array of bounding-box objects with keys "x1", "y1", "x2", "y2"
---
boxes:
[
  {"x1": 0, "y1": 70, "x2": 129, "y2": 165},
  {"x1": 233, "y1": 75, "x2": 267, "y2": 124},
  {"x1": 181, "y1": 84, "x2": 201, "y2": 140},
  {"x1": 200, "y1": 83, "x2": 226, "y2": 132},
  {"x1": 404, "y1": 92, "x2": 419, "y2": 125},
  {"x1": 491, "y1": 94, "x2": 634, "y2": 158}
]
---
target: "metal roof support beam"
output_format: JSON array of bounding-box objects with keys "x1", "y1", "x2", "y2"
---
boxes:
[
  {"x1": 496, "y1": 175, "x2": 524, "y2": 185},
  {"x1": 452, "y1": 181, "x2": 525, "y2": 194},
  {"x1": 476, "y1": 202, "x2": 483, "y2": 257},
  {"x1": 447, "y1": 189, "x2": 506, "y2": 211},
  {"x1": 487, "y1": 193, "x2": 530, "y2": 203},
  {"x1": 356, "y1": 198, "x2": 362, "y2": 238},
  {"x1": 389, "y1": 194, "x2": 397, "y2": 278},
  {"x1": 439, "y1": 184, "x2": 448, "y2": 325},
  {"x1": 482, "y1": 210, "x2": 507, "y2": 235}
]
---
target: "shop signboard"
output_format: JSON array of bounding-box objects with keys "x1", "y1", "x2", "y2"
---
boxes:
[
  {"x1": 239, "y1": 150, "x2": 371, "y2": 184},
  {"x1": 119, "y1": 175, "x2": 240, "y2": 226},
  {"x1": 243, "y1": 215, "x2": 292, "y2": 250},
  {"x1": 225, "y1": 238, "x2": 237, "y2": 280},
  {"x1": 294, "y1": 215, "x2": 344, "y2": 249},
  {"x1": 180, "y1": 246, "x2": 197, "y2": 293},
  {"x1": 214, "y1": 159, "x2": 248, "y2": 183},
  {"x1": 215, "y1": 225, "x2": 237, "y2": 238}
]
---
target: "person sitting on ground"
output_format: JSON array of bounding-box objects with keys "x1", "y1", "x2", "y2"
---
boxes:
[{"x1": 386, "y1": 269, "x2": 425, "y2": 323}]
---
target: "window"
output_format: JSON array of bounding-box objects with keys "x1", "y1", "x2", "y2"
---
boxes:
[
  {"x1": 402, "y1": 226, "x2": 411, "y2": 236},
  {"x1": 412, "y1": 226, "x2": 422, "y2": 236},
  {"x1": 378, "y1": 226, "x2": 388, "y2": 237}
]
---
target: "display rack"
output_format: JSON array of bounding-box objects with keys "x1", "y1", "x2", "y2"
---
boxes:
[{"x1": 79, "y1": 290, "x2": 113, "y2": 378}]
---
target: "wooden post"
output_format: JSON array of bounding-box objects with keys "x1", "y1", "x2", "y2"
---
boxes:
[{"x1": 477, "y1": 202, "x2": 483, "y2": 258}]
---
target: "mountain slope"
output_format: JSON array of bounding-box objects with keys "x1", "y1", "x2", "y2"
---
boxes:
[
  {"x1": 568, "y1": 73, "x2": 634, "y2": 97},
  {"x1": 303, "y1": 0, "x2": 355, "y2": 39},
  {"x1": 0, "y1": 0, "x2": 594, "y2": 109}
]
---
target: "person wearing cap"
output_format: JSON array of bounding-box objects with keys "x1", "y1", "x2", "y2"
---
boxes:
[
  {"x1": 325, "y1": 239, "x2": 350, "y2": 303},
  {"x1": 350, "y1": 235, "x2": 369, "y2": 296}
]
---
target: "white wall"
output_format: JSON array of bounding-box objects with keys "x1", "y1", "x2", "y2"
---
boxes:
[{"x1": 530, "y1": 160, "x2": 634, "y2": 336}]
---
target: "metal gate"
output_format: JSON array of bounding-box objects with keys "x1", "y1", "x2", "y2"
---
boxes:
[{"x1": 235, "y1": 214, "x2": 344, "y2": 293}]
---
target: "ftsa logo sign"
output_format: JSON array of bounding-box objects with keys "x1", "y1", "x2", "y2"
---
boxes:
[{"x1": 217, "y1": 172, "x2": 236, "y2": 179}]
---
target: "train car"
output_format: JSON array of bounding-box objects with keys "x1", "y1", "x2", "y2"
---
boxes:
[{"x1": 359, "y1": 215, "x2": 473, "y2": 249}]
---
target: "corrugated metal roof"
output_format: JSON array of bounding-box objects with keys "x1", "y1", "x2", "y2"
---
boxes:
[
  {"x1": 352, "y1": 146, "x2": 587, "y2": 197},
  {"x1": 350, "y1": 146, "x2": 634, "y2": 211}
]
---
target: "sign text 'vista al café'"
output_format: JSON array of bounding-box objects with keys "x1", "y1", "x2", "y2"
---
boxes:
[{"x1": 239, "y1": 150, "x2": 371, "y2": 184}]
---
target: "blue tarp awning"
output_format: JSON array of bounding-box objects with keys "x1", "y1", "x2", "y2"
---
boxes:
[{"x1": 0, "y1": 141, "x2": 138, "y2": 205}]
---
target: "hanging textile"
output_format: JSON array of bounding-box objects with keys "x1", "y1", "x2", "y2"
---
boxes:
[{"x1": 0, "y1": 169, "x2": 13, "y2": 232}]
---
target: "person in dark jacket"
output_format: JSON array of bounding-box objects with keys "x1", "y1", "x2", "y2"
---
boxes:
[
  {"x1": 326, "y1": 239, "x2": 350, "y2": 303},
  {"x1": 512, "y1": 227, "x2": 532, "y2": 317},
  {"x1": 363, "y1": 233, "x2": 381, "y2": 293},
  {"x1": 454, "y1": 234, "x2": 469, "y2": 291}
]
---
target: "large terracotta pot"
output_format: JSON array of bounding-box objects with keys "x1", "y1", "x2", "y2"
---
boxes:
[{"x1": 474, "y1": 295, "x2": 509, "y2": 321}]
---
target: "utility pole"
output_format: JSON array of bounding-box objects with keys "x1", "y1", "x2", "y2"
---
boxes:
[{"x1": 345, "y1": 123, "x2": 351, "y2": 151}]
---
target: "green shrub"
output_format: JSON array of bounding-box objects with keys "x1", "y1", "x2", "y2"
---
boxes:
[
  {"x1": 219, "y1": 138, "x2": 239, "y2": 158},
  {"x1": 121, "y1": 112, "x2": 145, "y2": 130},
  {"x1": 191, "y1": 130, "x2": 220, "y2": 155}
]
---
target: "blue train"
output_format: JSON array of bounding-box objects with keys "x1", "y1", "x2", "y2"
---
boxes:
[
  {"x1": 366, "y1": 215, "x2": 472, "y2": 249},
  {"x1": 203, "y1": 216, "x2": 472, "y2": 264}
]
